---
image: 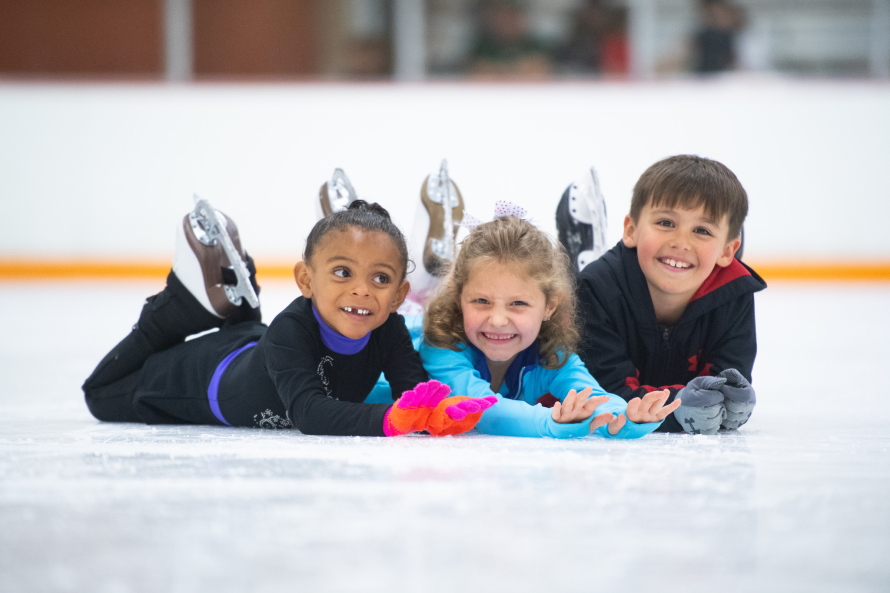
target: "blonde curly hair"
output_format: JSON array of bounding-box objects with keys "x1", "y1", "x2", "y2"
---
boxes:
[{"x1": 423, "y1": 216, "x2": 579, "y2": 369}]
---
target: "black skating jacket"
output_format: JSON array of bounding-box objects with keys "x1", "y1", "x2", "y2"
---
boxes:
[
  {"x1": 576, "y1": 242, "x2": 767, "y2": 432},
  {"x1": 224, "y1": 296, "x2": 428, "y2": 436}
]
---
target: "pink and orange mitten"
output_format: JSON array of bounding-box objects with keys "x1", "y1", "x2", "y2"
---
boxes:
[{"x1": 383, "y1": 380, "x2": 497, "y2": 437}]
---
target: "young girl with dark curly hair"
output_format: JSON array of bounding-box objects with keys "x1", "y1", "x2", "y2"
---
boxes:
[
  {"x1": 82, "y1": 199, "x2": 495, "y2": 437},
  {"x1": 419, "y1": 215, "x2": 680, "y2": 438}
]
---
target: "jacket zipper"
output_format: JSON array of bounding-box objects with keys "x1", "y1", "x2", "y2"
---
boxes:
[
  {"x1": 661, "y1": 326, "x2": 670, "y2": 350},
  {"x1": 515, "y1": 367, "x2": 526, "y2": 400}
]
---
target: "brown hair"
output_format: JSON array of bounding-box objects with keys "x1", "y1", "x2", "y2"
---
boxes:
[
  {"x1": 630, "y1": 155, "x2": 748, "y2": 240},
  {"x1": 424, "y1": 216, "x2": 578, "y2": 369}
]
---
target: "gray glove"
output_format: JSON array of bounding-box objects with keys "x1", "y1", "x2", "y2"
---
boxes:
[
  {"x1": 717, "y1": 369, "x2": 755, "y2": 430},
  {"x1": 674, "y1": 375, "x2": 727, "y2": 435}
]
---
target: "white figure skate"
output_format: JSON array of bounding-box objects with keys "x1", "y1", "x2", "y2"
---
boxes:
[{"x1": 173, "y1": 195, "x2": 260, "y2": 318}]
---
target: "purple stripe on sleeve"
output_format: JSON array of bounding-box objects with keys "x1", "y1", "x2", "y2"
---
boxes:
[{"x1": 208, "y1": 341, "x2": 258, "y2": 426}]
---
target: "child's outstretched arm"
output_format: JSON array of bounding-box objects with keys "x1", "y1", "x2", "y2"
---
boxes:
[
  {"x1": 550, "y1": 387, "x2": 615, "y2": 428},
  {"x1": 418, "y1": 342, "x2": 664, "y2": 439},
  {"x1": 265, "y1": 314, "x2": 390, "y2": 435},
  {"x1": 377, "y1": 315, "x2": 499, "y2": 435},
  {"x1": 550, "y1": 387, "x2": 676, "y2": 434},
  {"x1": 547, "y1": 353, "x2": 671, "y2": 439},
  {"x1": 603, "y1": 389, "x2": 682, "y2": 434},
  {"x1": 418, "y1": 340, "x2": 582, "y2": 438}
]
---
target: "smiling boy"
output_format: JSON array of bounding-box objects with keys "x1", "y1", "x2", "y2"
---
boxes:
[{"x1": 576, "y1": 155, "x2": 767, "y2": 434}]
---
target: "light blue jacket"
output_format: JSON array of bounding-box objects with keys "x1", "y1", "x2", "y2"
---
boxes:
[{"x1": 418, "y1": 340, "x2": 662, "y2": 439}]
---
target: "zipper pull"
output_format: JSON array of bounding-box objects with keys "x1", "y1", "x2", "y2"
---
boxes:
[{"x1": 661, "y1": 327, "x2": 670, "y2": 350}]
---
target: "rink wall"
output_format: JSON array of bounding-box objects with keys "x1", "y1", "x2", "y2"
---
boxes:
[{"x1": 1, "y1": 78, "x2": 888, "y2": 281}]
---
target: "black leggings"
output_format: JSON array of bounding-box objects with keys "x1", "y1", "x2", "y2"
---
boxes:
[{"x1": 82, "y1": 270, "x2": 273, "y2": 426}]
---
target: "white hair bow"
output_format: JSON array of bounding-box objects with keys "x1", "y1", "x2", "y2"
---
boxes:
[{"x1": 462, "y1": 200, "x2": 530, "y2": 231}]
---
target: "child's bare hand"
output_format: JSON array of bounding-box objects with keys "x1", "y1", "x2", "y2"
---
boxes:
[
  {"x1": 605, "y1": 413, "x2": 626, "y2": 435},
  {"x1": 551, "y1": 387, "x2": 601, "y2": 422},
  {"x1": 552, "y1": 387, "x2": 615, "y2": 430},
  {"x1": 625, "y1": 389, "x2": 682, "y2": 425}
]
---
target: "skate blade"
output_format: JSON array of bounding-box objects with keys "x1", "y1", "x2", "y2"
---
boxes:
[
  {"x1": 319, "y1": 168, "x2": 358, "y2": 217},
  {"x1": 191, "y1": 195, "x2": 260, "y2": 309}
]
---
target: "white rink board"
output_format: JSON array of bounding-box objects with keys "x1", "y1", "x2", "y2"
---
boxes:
[{"x1": 0, "y1": 78, "x2": 889, "y2": 263}]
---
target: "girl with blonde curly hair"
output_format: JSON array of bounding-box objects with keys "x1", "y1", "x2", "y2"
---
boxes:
[{"x1": 419, "y1": 215, "x2": 679, "y2": 438}]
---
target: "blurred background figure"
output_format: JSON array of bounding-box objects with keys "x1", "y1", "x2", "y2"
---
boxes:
[
  {"x1": 692, "y1": 0, "x2": 744, "y2": 74},
  {"x1": 557, "y1": 0, "x2": 629, "y2": 77},
  {"x1": 467, "y1": 0, "x2": 552, "y2": 79},
  {"x1": 599, "y1": 4, "x2": 629, "y2": 76}
]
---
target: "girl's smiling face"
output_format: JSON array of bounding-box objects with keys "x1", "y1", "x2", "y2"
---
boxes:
[
  {"x1": 294, "y1": 227, "x2": 409, "y2": 339},
  {"x1": 460, "y1": 260, "x2": 558, "y2": 366}
]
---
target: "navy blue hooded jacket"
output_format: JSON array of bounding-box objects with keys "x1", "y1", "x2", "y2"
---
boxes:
[{"x1": 576, "y1": 242, "x2": 767, "y2": 432}]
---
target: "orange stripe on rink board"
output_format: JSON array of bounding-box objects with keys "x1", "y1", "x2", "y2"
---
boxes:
[
  {"x1": 0, "y1": 259, "x2": 889, "y2": 282},
  {"x1": 751, "y1": 262, "x2": 890, "y2": 282},
  {"x1": 0, "y1": 260, "x2": 171, "y2": 279},
  {"x1": 0, "y1": 259, "x2": 298, "y2": 280},
  {"x1": 256, "y1": 263, "x2": 295, "y2": 279}
]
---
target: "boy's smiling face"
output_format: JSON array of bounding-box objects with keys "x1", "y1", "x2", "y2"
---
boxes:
[
  {"x1": 623, "y1": 202, "x2": 741, "y2": 323},
  {"x1": 294, "y1": 227, "x2": 409, "y2": 339}
]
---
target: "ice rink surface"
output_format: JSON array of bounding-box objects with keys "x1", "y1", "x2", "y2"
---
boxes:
[{"x1": 1, "y1": 279, "x2": 888, "y2": 593}]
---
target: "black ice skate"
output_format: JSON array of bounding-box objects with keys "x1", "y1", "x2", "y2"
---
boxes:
[
  {"x1": 556, "y1": 167, "x2": 608, "y2": 272},
  {"x1": 418, "y1": 159, "x2": 464, "y2": 277},
  {"x1": 317, "y1": 168, "x2": 358, "y2": 219},
  {"x1": 172, "y1": 195, "x2": 260, "y2": 318}
]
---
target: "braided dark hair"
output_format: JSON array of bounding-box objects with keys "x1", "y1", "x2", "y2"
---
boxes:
[{"x1": 303, "y1": 200, "x2": 410, "y2": 280}]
